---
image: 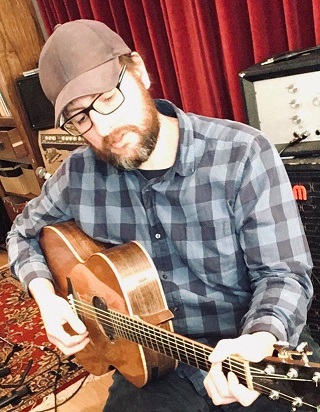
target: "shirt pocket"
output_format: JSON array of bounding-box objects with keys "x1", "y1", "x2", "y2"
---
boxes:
[{"x1": 173, "y1": 219, "x2": 239, "y2": 283}]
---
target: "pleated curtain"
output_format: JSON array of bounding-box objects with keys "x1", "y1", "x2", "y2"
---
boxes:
[{"x1": 35, "y1": 0, "x2": 320, "y2": 123}]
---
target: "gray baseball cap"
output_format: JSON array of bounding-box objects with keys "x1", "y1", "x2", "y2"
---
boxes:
[{"x1": 39, "y1": 19, "x2": 131, "y2": 127}]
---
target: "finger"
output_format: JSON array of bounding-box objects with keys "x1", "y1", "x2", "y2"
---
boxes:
[
  {"x1": 47, "y1": 324, "x2": 89, "y2": 348},
  {"x1": 48, "y1": 331, "x2": 90, "y2": 355},
  {"x1": 227, "y1": 372, "x2": 260, "y2": 406},
  {"x1": 65, "y1": 314, "x2": 87, "y2": 335},
  {"x1": 208, "y1": 363, "x2": 230, "y2": 398},
  {"x1": 61, "y1": 304, "x2": 88, "y2": 335},
  {"x1": 209, "y1": 339, "x2": 236, "y2": 363},
  {"x1": 52, "y1": 337, "x2": 90, "y2": 356},
  {"x1": 204, "y1": 373, "x2": 236, "y2": 405}
]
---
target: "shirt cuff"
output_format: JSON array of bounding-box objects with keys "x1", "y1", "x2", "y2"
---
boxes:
[
  {"x1": 241, "y1": 315, "x2": 288, "y2": 343},
  {"x1": 12, "y1": 261, "x2": 54, "y2": 294}
]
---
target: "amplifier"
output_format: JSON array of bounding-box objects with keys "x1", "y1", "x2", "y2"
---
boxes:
[
  {"x1": 38, "y1": 129, "x2": 86, "y2": 175},
  {"x1": 239, "y1": 48, "x2": 320, "y2": 155},
  {"x1": 283, "y1": 158, "x2": 320, "y2": 343}
]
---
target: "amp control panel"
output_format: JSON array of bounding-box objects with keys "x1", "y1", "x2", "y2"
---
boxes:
[
  {"x1": 240, "y1": 51, "x2": 320, "y2": 152},
  {"x1": 38, "y1": 128, "x2": 87, "y2": 175}
]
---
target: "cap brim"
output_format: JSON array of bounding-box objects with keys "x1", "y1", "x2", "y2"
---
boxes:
[{"x1": 55, "y1": 58, "x2": 122, "y2": 127}]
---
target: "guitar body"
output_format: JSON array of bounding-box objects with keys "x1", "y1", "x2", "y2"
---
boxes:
[
  {"x1": 38, "y1": 222, "x2": 320, "y2": 410},
  {"x1": 39, "y1": 220, "x2": 177, "y2": 387}
]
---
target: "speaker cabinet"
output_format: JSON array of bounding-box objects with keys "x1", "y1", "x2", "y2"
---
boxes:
[
  {"x1": 16, "y1": 72, "x2": 55, "y2": 131},
  {"x1": 284, "y1": 158, "x2": 320, "y2": 343}
]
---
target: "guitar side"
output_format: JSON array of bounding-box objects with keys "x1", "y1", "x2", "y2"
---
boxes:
[
  {"x1": 38, "y1": 222, "x2": 320, "y2": 410},
  {"x1": 39, "y1": 221, "x2": 177, "y2": 387}
]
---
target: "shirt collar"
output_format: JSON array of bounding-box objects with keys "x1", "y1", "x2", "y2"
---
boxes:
[{"x1": 155, "y1": 99, "x2": 195, "y2": 177}]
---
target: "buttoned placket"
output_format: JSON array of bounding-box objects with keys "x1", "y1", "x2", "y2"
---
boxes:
[{"x1": 141, "y1": 180, "x2": 171, "y2": 280}]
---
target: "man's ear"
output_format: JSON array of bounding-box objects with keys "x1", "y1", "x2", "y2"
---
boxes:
[{"x1": 129, "y1": 52, "x2": 151, "y2": 89}]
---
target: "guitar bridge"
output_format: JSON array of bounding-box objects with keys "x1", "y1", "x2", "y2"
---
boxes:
[
  {"x1": 68, "y1": 293, "x2": 77, "y2": 315},
  {"x1": 66, "y1": 277, "x2": 82, "y2": 320}
]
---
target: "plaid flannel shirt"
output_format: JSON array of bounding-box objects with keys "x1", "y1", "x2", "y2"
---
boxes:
[{"x1": 7, "y1": 100, "x2": 313, "y2": 394}]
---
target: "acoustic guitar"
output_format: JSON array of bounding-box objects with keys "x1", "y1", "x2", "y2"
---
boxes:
[{"x1": 39, "y1": 220, "x2": 320, "y2": 411}]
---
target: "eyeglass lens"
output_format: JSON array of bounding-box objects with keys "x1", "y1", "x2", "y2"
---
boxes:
[
  {"x1": 64, "y1": 89, "x2": 124, "y2": 136},
  {"x1": 63, "y1": 66, "x2": 127, "y2": 137}
]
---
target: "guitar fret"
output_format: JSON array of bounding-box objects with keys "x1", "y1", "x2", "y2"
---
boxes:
[
  {"x1": 74, "y1": 300, "x2": 213, "y2": 373},
  {"x1": 109, "y1": 310, "x2": 212, "y2": 371},
  {"x1": 72, "y1": 300, "x2": 320, "y2": 411}
]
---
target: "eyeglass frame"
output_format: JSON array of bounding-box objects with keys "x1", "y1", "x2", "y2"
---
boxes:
[{"x1": 60, "y1": 65, "x2": 127, "y2": 136}]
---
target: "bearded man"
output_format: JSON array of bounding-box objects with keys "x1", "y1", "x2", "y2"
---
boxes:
[{"x1": 7, "y1": 19, "x2": 319, "y2": 412}]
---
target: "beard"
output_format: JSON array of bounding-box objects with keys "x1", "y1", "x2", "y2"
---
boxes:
[{"x1": 90, "y1": 79, "x2": 160, "y2": 170}]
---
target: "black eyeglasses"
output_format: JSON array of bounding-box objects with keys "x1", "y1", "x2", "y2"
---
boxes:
[{"x1": 61, "y1": 65, "x2": 126, "y2": 137}]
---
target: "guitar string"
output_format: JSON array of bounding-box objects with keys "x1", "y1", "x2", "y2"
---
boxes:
[
  {"x1": 73, "y1": 302, "x2": 315, "y2": 405},
  {"x1": 71, "y1": 299, "x2": 303, "y2": 379},
  {"x1": 70, "y1": 299, "x2": 312, "y2": 405},
  {"x1": 71, "y1": 299, "x2": 292, "y2": 376},
  {"x1": 72, "y1": 304, "x2": 307, "y2": 404},
  {"x1": 71, "y1": 300, "x2": 239, "y2": 371}
]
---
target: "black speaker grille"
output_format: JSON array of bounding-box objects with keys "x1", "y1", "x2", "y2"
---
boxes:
[
  {"x1": 285, "y1": 161, "x2": 320, "y2": 343},
  {"x1": 16, "y1": 73, "x2": 54, "y2": 131}
]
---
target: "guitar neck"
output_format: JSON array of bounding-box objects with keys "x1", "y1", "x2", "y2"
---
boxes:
[
  {"x1": 70, "y1": 295, "x2": 320, "y2": 411},
  {"x1": 111, "y1": 307, "x2": 213, "y2": 372},
  {"x1": 71, "y1": 295, "x2": 214, "y2": 371}
]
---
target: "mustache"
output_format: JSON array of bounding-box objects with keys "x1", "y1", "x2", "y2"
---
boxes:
[{"x1": 103, "y1": 125, "x2": 141, "y2": 147}]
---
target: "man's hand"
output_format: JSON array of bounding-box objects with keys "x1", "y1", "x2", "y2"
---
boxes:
[
  {"x1": 204, "y1": 332, "x2": 277, "y2": 407},
  {"x1": 29, "y1": 278, "x2": 90, "y2": 355}
]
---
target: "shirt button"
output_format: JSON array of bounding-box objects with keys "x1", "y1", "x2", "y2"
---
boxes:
[
  {"x1": 163, "y1": 274, "x2": 168, "y2": 279},
  {"x1": 155, "y1": 233, "x2": 161, "y2": 239}
]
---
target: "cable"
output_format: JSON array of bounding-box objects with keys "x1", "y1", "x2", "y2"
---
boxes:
[
  {"x1": 0, "y1": 343, "x2": 23, "y2": 368},
  {"x1": 278, "y1": 132, "x2": 309, "y2": 157},
  {"x1": 1, "y1": 343, "x2": 89, "y2": 412},
  {"x1": 37, "y1": 346, "x2": 61, "y2": 412},
  {"x1": 7, "y1": 373, "x2": 89, "y2": 412},
  {"x1": 0, "y1": 385, "x2": 32, "y2": 408},
  {"x1": 0, "y1": 360, "x2": 32, "y2": 388},
  {"x1": 30, "y1": 373, "x2": 89, "y2": 412},
  {"x1": 30, "y1": 346, "x2": 90, "y2": 412},
  {"x1": 0, "y1": 366, "x2": 10, "y2": 378}
]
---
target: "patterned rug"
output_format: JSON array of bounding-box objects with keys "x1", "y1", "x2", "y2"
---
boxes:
[{"x1": 0, "y1": 266, "x2": 88, "y2": 412}]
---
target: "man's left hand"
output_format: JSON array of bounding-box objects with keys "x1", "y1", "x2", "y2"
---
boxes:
[{"x1": 204, "y1": 332, "x2": 277, "y2": 407}]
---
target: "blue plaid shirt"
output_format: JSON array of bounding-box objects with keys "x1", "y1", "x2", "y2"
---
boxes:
[{"x1": 7, "y1": 100, "x2": 313, "y2": 394}]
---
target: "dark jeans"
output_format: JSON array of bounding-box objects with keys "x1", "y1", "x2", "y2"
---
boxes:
[
  {"x1": 103, "y1": 326, "x2": 319, "y2": 411},
  {"x1": 103, "y1": 371, "x2": 292, "y2": 412}
]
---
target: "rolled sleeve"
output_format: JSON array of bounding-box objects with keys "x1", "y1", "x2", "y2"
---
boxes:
[{"x1": 236, "y1": 135, "x2": 313, "y2": 346}]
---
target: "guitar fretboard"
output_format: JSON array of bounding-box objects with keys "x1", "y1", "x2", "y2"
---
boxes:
[{"x1": 70, "y1": 296, "x2": 247, "y2": 378}]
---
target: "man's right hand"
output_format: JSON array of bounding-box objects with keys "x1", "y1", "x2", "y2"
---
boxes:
[{"x1": 28, "y1": 278, "x2": 90, "y2": 355}]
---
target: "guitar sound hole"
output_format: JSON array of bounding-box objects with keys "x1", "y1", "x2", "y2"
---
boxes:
[{"x1": 92, "y1": 296, "x2": 115, "y2": 341}]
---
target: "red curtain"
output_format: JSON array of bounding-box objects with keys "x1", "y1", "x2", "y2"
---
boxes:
[{"x1": 35, "y1": 0, "x2": 319, "y2": 123}]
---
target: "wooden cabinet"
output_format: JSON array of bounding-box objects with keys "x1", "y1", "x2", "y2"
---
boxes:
[
  {"x1": 0, "y1": 118, "x2": 29, "y2": 162},
  {"x1": 0, "y1": 0, "x2": 47, "y2": 200}
]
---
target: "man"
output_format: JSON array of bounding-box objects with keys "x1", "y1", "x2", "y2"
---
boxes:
[{"x1": 6, "y1": 20, "x2": 318, "y2": 411}]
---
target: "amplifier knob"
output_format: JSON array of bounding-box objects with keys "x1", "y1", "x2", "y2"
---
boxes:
[
  {"x1": 291, "y1": 115, "x2": 301, "y2": 124},
  {"x1": 287, "y1": 83, "x2": 298, "y2": 93},
  {"x1": 289, "y1": 99, "x2": 301, "y2": 108},
  {"x1": 313, "y1": 97, "x2": 320, "y2": 106}
]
